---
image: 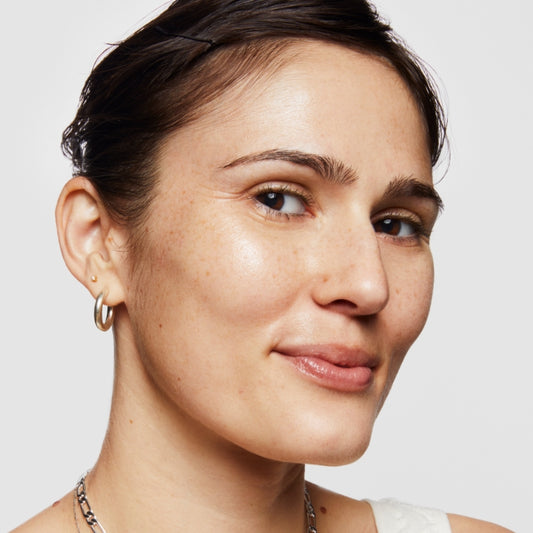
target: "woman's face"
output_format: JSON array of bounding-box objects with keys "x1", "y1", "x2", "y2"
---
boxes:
[{"x1": 122, "y1": 41, "x2": 439, "y2": 465}]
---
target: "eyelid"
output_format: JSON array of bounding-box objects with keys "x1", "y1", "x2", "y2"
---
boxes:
[{"x1": 252, "y1": 182, "x2": 314, "y2": 204}]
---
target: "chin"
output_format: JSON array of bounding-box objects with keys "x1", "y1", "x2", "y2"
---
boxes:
[
  {"x1": 302, "y1": 435, "x2": 373, "y2": 467},
  {"x1": 246, "y1": 424, "x2": 374, "y2": 467},
  {"x1": 258, "y1": 400, "x2": 379, "y2": 466}
]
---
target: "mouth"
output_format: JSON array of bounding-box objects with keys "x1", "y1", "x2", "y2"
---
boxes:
[{"x1": 274, "y1": 344, "x2": 378, "y2": 393}]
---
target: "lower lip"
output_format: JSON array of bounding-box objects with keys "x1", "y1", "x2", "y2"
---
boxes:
[{"x1": 280, "y1": 355, "x2": 374, "y2": 392}]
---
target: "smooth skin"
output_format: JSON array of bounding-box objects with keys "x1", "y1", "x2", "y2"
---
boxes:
[{"x1": 14, "y1": 41, "x2": 512, "y2": 532}]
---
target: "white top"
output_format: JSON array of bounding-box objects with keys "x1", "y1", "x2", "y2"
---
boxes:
[{"x1": 366, "y1": 499, "x2": 452, "y2": 533}]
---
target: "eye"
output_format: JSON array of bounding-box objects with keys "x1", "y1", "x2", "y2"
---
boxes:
[
  {"x1": 373, "y1": 217, "x2": 421, "y2": 238},
  {"x1": 255, "y1": 188, "x2": 308, "y2": 216}
]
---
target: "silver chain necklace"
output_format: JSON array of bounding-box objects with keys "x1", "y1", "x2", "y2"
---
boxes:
[
  {"x1": 74, "y1": 476, "x2": 107, "y2": 533},
  {"x1": 74, "y1": 474, "x2": 318, "y2": 532}
]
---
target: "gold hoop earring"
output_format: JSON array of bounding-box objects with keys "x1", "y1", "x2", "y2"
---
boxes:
[{"x1": 94, "y1": 292, "x2": 114, "y2": 331}]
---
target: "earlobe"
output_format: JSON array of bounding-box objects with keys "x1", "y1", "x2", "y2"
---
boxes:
[{"x1": 55, "y1": 176, "x2": 126, "y2": 306}]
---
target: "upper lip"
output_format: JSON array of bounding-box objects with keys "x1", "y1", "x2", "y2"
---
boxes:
[{"x1": 274, "y1": 343, "x2": 379, "y2": 369}]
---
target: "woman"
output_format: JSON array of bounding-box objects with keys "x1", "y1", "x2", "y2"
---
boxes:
[{"x1": 13, "y1": 1, "x2": 512, "y2": 532}]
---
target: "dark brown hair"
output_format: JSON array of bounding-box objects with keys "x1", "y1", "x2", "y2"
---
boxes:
[{"x1": 62, "y1": 0, "x2": 446, "y2": 229}]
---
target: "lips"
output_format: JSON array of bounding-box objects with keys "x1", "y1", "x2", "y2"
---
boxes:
[{"x1": 274, "y1": 344, "x2": 378, "y2": 392}]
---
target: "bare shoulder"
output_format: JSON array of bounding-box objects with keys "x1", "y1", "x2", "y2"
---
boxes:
[
  {"x1": 448, "y1": 513, "x2": 515, "y2": 533},
  {"x1": 11, "y1": 493, "x2": 73, "y2": 533},
  {"x1": 306, "y1": 483, "x2": 514, "y2": 533},
  {"x1": 306, "y1": 482, "x2": 378, "y2": 533}
]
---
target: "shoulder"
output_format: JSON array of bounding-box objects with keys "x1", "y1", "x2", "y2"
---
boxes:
[
  {"x1": 11, "y1": 494, "x2": 73, "y2": 533},
  {"x1": 307, "y1": 483, "x2": 513, "y2": 533},
  {"x1": 448, "y1": 514, "x2": 515, "y2": 533}
]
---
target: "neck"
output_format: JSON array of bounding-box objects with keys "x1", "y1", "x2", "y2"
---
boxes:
[{"x1": 85, "y1": 318, "x2": 307, "y2": 533}]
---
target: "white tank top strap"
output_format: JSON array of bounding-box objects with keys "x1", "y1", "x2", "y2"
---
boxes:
[{"x1": 365, "y1": 499, "x2": 452, "y2": 533}]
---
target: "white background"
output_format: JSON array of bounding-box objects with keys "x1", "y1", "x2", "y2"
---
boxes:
[{"x1": 1, "y1": 1, "x2": 531, "y2": 531}]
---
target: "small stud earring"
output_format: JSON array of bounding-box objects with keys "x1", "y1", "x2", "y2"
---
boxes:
[{"x1": 91, "y1": 275, "x2": 98, "y2": 283}]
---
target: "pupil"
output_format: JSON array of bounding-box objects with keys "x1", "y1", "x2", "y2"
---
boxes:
[
  {"x1": 262, "y1": 192, "x2": 284, "y2": 210},
  {"x1": 382, "y1": 218, "x2": 400, "y2": 235}
]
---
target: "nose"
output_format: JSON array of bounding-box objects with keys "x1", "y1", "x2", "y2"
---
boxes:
[{"x1": 311, "y1": 223, "x2": 390, "y2": 317}]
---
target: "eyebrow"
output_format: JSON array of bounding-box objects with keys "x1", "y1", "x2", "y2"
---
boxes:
[
  {"x1": 222, "y1": 148, "x2": 442, "y2": 211},
  {"x1": 383, "y1": 176, "x2": 444, "y2": 212},
  {"x1": 222, "y1": 149, "x2": 358, "y2": 185}
]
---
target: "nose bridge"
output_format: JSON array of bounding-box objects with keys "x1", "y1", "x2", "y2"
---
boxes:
[{"x1": 314, "y1": 218, "x2": 390, "y2": 315}]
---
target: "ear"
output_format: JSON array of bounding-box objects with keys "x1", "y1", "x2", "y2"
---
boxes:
[{"x1": 56, "y1": 176, "x2": 127, "y2": 306}]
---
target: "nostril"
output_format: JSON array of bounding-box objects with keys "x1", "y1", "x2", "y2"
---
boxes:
[{"x1": 327, "y1": 299, "x2": 359, "y2": 314}]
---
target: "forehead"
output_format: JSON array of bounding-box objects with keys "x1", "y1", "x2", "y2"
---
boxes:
[{"x1": 160, "y1": 40, "x2": 432, "y2": 182}]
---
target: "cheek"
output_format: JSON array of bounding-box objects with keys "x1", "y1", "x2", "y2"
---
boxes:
[
  {"x1": 372, "y1": 250, "x2": 434, "y2": 413},
  {"x1": 170, "y1": 216, "x2": 306, "y2": 325},
  {"x1": 128, "y1": 204, "x2": 307, "y2": 357},
  {"x1": 385, "y1": 249, "x2": 434, "y2": 364}
]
